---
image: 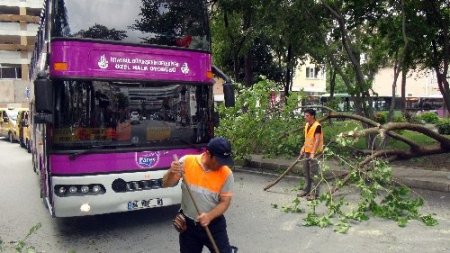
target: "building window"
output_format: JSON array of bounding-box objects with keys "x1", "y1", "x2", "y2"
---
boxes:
[
  {"x1": 0, "y1": 64, "x2": 22, "y2": 79},
  {"x1": 305, "y1": 66, "x2": 324, "y2": 79}
]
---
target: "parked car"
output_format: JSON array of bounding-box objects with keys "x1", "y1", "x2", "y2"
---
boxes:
[
  {"x1": 17, "y1": 109, "x2": 31, "y2": 152},
  {"x1": 0, "y1": 108, "x2": 19, "y2": 143}
]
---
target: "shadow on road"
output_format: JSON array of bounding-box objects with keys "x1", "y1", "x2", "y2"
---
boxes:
[{"x1": 54, "y1": 205, "x2": 180, "y2": 235}]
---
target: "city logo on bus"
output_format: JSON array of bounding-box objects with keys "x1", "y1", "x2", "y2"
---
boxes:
[
  {"x1": 98, "y1": 55, "x2": 109, "y2": 69},
  {"x1": 135, "y1": 151, "x2": 160, "y2": 168},
  {"x1": 181, "y1": 63, "x2": 190, "y2": 74}
]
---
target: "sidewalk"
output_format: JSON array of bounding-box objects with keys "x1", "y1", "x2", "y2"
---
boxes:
[{"x1": 235, "y1": 154, "x2": 450, "y2": 192}]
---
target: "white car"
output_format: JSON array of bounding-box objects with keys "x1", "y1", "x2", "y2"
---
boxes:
[{"x1": 130, "y1": 111, "x2": 140, "y2": 124}]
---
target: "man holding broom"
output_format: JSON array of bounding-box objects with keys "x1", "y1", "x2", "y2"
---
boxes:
[{"x1": 162, "y1": 137, "x2": 235, "y2": 253}]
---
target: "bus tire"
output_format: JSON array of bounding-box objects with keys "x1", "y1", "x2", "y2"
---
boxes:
[
  {"x1": 26, "y1": 139, "x2": 31, "y2": 153},
  {"x1": 20, "y1": 138, "x2": 25, "y2": 148},
  {"x1": 32, "y1": 152, "x2": 38, "y2": 173}
]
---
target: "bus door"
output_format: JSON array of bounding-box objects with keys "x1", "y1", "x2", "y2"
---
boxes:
[{"x1": 35, "y1": 122, "x2": 52, "y2": 212}]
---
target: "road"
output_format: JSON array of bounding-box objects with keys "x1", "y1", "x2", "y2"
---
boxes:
[{"x1": 0, "y1": 138, "x2": 450, "y2": 253}]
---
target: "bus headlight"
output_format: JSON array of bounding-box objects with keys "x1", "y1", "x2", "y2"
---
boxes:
[
  {"x1": 69, "y1": 186, "x2": 78, "y2": 194},
  {"x1": 80, "y1": 185, "x2": 89, "y2": 194},
  {"x1": 92, "y1": 185, "x2": 101, "y2": 193},
  {"x1": 58, "y1": 186, "x2": 66, "y2": 195},
  {"x1": 54, "y1": 184, "x2": 105, "y2": 197}
]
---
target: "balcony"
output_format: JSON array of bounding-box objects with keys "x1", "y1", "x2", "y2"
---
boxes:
[
  {"x1": 0, "y1": 44, "x2": 34, "y2": 51},
  {"x1": 1, "y1": 0, "x2": 43, "y2": 9},
  {"x1": 0, "y1": 14, "x2": 40, "y2": 24}
]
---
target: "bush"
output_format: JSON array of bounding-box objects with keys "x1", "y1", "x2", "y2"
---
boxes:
[
  {"x1": 436, "y1": 118, "x2": 450, "y2": 135},
  {"x1": 374, "y1": 112, "x2": 387, "y2": 124},
  {"x1": 417, "y1": 112, "x2": 440, "y2": 124},
  {"x1": 393, "y1": 113, "x2": 406, "y2": 123},
  {"x1": 403, "y1": 111, "x2": 421, "y2": 124}
]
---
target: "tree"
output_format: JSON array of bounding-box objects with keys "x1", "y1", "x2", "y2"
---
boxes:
[
  {"x1": 211, "y1": 0, "x2": 286, "y2": 86},
  {"x1": 131, "y1": 0, "x2": 207, "y2": 45},
  {"x1": 414, "y1": 0, "x2": 450, "y2": 114},
  {"x1": 74, "y1": 24, "x2": 127, "y2": 41}
]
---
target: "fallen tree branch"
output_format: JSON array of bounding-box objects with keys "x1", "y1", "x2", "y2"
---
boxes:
[{"x1": 263, "y1": 155, "x2": 305, "y2": 191}]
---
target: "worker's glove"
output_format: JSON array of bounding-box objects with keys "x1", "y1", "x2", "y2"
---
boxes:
[{"x1": 173, "y1": 213, "x2": 187, "y2": 233}]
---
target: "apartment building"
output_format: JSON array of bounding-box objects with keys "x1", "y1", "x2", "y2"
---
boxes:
[
  {"x1": 372, "y1": 68, "x2": 442, "y2": 98},
  {"x1": 293, "y1": 58, "x2": 442, "y2": 99},
  {"x1": 0, "y1": 0, "x2": 41, "y2": 108},
  {"x1": 292, "y1": 59, "x2": 327, "y2": 96}
]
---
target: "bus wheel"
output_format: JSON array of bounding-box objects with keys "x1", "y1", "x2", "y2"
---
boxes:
[
  {"x1": 26, "y1": 140, "x2": 31, "y2": 153},
  {"x1": 32, "y1": 153, "x2": 38, "y2": 174}
]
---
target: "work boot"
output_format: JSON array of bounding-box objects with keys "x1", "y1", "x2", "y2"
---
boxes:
[
  {"x1": 298, "y1": 165, "x2": 312, "y2": 197},
  {"x1": 305, "y1": 184, "x2": 320, "y2": 201},
  {"x1": 305, "y1": 193, "x2": 318, "y2": 201},
  {"x1": 297, "y1": 189, "x2": 310, "y2": 197}
]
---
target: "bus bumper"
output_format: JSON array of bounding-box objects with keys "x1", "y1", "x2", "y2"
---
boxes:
[{"x1": 51, "y1": 170, "x2": 181, "y2": 217}]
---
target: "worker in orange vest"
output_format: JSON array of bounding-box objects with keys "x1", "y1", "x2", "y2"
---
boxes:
[{"x1": 297, "y1": 109, "x2": 324, "y2": 200}]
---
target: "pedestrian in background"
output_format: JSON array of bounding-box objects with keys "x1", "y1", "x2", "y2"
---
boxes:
[
  {"x1": 162, "y1": 137, "x2": 235, "y2": 253},
  {"x1": 297, "y1": 109, "x2": 323, "y2": 200}
]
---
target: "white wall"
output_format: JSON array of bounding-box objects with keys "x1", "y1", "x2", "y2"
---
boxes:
[
  {"x1": 1, "y1": 0, "x2": 43, "y2": 9},
  {"x1": 372, "y1": 68, "x2": 441, "y2": 97},
  {"x1": 0, "y1": 22, "x2": 39, "y2": 37},
  {"x1": 0, "y1": 51, "x2": 30, "y2": 64},
  {"x1": 292, "y1": 58, "x2": 327, "y2": 94}
]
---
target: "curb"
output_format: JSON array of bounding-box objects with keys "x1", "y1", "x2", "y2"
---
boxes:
[
  {"x1": 396, "y1": 178, "x2": 450, "y2": 192},
  {"x1": 238, "y1": 158, "x2": 450, "y2": 193}
]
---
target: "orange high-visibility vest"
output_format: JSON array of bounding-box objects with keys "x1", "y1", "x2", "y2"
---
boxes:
[{"x1": 303, "y1": 121, "x2": 324, "y2": 153}]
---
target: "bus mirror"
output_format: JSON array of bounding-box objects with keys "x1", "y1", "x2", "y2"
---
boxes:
[
  {"x1": 34, "y1": 113, "x2": 53, "y2": 124},
  {"x1": 34, "y1": 78, "x2": 53, "y2": 113},
  {"x1": 223, "y1": 82, "x2": 235, "y2": 107}
]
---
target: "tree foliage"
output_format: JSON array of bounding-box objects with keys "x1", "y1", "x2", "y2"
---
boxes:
[
  {"x1": 215, "y1": 78, "x2": 304, "y2": 159},
  {"x1": 216, "y1": 85, "x2": 445, "y2": 231},
  {"x1": 74, "y1": 24, "x2": 127, "y2": 41},
  {"x1": 211, "y1": 0, "x2": 450, "y2": 115}
]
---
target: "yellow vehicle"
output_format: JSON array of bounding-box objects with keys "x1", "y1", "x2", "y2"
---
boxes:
[
  {"x1": 0, "y1": 107, "x2": 20, "y2": 143},
  {"x1": 17, "y1": 108, "x2": 31, "y2": 152}
]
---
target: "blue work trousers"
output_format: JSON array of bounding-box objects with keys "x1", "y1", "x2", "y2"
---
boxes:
[{"x1": 179, "y1": 215, "x2": 231, "y2": 253}]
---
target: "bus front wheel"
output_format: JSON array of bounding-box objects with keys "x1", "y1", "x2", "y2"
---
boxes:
[{"x1": 26, "y1": 139, "x2": 31, "y2": 153}]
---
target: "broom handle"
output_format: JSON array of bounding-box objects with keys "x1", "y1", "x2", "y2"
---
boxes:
[{"x1": 173, "y1": 155, "x2": 220, "y2": 253}]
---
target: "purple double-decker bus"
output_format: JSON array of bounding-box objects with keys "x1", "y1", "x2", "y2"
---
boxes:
[{"x1": 30, "y1": 0, "x2": 234, "y2": 217}]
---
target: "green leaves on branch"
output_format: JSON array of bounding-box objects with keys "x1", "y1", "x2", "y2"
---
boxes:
[
  {"x1": 279, "y1": 150, "x2": 438, "y2": 233},
  {"x1": 215, "y1": 78, "x2": 303, "y2": 159},
  {"x1": 0, "y1": 223, "x2": 42, "y2": 253}
]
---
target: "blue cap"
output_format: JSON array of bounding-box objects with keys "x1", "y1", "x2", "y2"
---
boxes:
[{"x1": 207, "y1": 137, "x2": 234, "y2": 167}]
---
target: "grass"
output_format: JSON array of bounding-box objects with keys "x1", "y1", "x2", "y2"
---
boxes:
[{"x1": 323, "y1": 120, "x2": 446, "y2": 151}]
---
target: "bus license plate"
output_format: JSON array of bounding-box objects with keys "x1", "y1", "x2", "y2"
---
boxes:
[{"x1": 127, "y1": 198, "x2": 163, "y2": 210}]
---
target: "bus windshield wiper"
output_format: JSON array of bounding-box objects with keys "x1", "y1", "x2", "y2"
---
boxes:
[{"x1": 69, "y1": 143, "x2": 137, "y2": 160}]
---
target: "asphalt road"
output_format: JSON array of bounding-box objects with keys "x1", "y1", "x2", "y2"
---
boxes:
[{"x1": 1, "y1": 138, "x2": 450, "y2": 253}]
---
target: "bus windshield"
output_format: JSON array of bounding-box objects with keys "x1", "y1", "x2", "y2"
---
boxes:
[
  {"x1": 52, "y1": 0, "x2": 211, "y2": 51},
  {"x1": 52, "y1": 80, "x2": 213, "y2": 149}
]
